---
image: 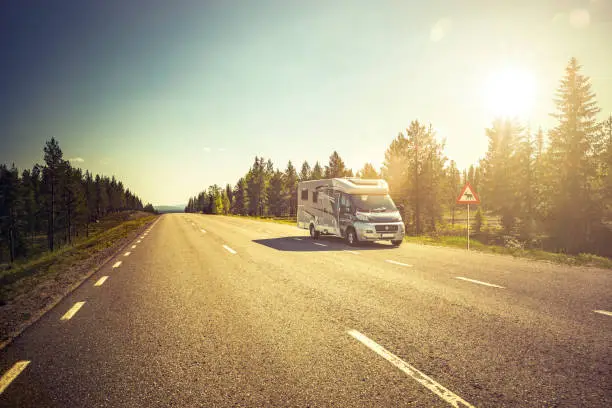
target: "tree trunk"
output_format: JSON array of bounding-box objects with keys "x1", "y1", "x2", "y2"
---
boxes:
[
  {"x1": 9, "y1": 227, "x2": 15, "y2": 263},
  {"x1": 48, "y1": 183, "x2": 55, "y2": 251}
]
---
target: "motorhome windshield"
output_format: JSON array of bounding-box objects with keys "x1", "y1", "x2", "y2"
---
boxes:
[{"x1": 352, "y1": 194, "x2": 397, "y2": 212}]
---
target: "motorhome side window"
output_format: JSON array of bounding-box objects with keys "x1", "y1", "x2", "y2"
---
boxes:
[
  {"x1": 340, "y1": 194, "x2": 351, "y2": 213},
  {"x1": 301, "y1": 189, "x2": 308, "y2": 201},
  {"x1": 312, "y1": 191, "x2": 318, "y2": 203}
]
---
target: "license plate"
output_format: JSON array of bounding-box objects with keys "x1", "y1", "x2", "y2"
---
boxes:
[{"x1": 381, "y1": 233, "x2": 395, "y2": 238}]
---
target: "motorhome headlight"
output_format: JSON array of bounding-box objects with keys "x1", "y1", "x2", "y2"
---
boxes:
[{"x1": 355, "y1": 212, "x2": 370, "y2": 222}]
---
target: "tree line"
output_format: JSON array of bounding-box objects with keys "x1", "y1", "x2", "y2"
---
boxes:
[
  {"x1": 0, "y1": 138, "x2": 154, "y2": 263},
  {"x1": 184, "y1": 151, "x2": 365, "y2": 217},
  {"x1": 186, "y1": 58, "x2": 611, "y2": 256}
]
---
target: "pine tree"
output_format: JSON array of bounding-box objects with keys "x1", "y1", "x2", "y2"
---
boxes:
[
  {"x1": 284, "y1": 161, "x2": 298, "y2": 217},
  {"x1": 299, "y1": 161, "x2": 311, "y2": 181},
  {"x1": 324, "y1": 151, "x2": 349, "y2": 178},
  {"x1": 267, "y1": 170, "x2": 284, "y2": 217},
  {"x1": 548, "y1": 58, "x2": 602, "y2": 252},
  {"x1": 246, "y1": 157, "x2": 267, "y2": 216},
  {"x1": 225, "y1": 184, "x2": 233, "y2": 208},
  {"x1": 221, "y1": 190, "x2": 231, "y2": 215},
  {"x1": 445, "y1": 160, "x2": 461, "y2": 225},
  {"x1": 20, "y1": 169, "x2": 37, "y2": 246},
  {"x1": 382, "y1": 133, "x2": 410, "y2": 215},
  {"x1": 357, "y1": 163, "x2": 379, "y2": 178},
  {"x1": 602, "y1": 115, "x2": 612, "y2": 218},
  {"x1": 232, "y1": 178, "x2": 248, "y2": 215},
  {"x1": 481, "y1": 118, "x2": 523, "y2": 234},
  {"x1": 42, "y1": 137, "x2": 66, "y2": 251},
  {"x1": 383, "y1": 121, "x2": 446, "y2": 234},
  {"x1": 0, "y1": 164, "x2": 24, "y2": 262},
  {"x1": 84, "y1": 171, "x2": 96, "y2": 236},
  {"x1": 516, "y1": 128, "x2": 536, "y2": 238},
  {"x1": 311, "y1": 161, "x2": 323, "y2": 180}
]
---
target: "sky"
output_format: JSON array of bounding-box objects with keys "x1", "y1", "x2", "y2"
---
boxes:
[{"x1": 1, "y1": 0, "x2": 611, "y2": 206}]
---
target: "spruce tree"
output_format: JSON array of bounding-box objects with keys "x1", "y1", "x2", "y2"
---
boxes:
[{"x1": 548, "y1": 58, "x2": 602, "y2": 252}]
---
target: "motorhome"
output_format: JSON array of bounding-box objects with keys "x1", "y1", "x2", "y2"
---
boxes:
[{"x1": 297, "y1": 178, "x2": 405, "y2": 246}]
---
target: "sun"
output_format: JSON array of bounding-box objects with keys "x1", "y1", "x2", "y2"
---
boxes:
[{"x1": 484, "y1": 67, "x2": 536, "y2": 118}]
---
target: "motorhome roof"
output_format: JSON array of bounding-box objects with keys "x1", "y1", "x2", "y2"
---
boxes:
[{"x1": 299, "y1": 178, "x2": 389, "y2": 195}]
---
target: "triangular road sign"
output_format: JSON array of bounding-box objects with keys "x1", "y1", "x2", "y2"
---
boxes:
[{"x1": 456, "y1": 182, "x2": 480, "y2": 204}]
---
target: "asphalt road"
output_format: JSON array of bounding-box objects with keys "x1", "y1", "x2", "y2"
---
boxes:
[{"x1": 0, "y1": 214, "x2": 610, "y2": 407}]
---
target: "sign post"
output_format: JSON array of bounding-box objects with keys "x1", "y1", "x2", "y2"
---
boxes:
[{"x1": 456, "y1": 182, "x2": 480, "y2": 251}]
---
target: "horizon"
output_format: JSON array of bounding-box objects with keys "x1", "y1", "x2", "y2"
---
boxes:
[{"x1": 1, "y1": 0, "x2": 611, "y2": 206}]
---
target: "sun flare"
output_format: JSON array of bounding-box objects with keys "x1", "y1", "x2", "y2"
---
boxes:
[{"x1": 484, "y1": 67, "x2": 536, "y2": 118}]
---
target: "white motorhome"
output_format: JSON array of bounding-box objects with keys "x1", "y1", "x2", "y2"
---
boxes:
[{"x1": 297, "y1": 178, "x2": 405, "y2": 246}]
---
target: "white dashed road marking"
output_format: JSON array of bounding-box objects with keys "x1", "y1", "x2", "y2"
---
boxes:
[
  {"x1": 124, "y1": 252, "x2": 131, "y2": 257},
  {"x1": 137, "y1": 240, "x2": 142, "y2": 244},
  {"x1": 594, "y1": 310, "x2": 612, "y2": 317},
  {"x1": 131, "y1": 245, "x2": 137, "y2": 249},
  {"x1": 455, "y1": 276, "x2": 504, "y2": 288},
  {"x1": 223, "y1": 245, "x2": 237, "y2": 254},
  {"x1": 348, "y1": 330, "x2": 475, "y2": 408},
  {"x1": 60, "y1": 302, "x2": 85, "y2": 321},
  {"x1": 112, "y1": 261, "x2": 122, "y2": 269},
  {"x1": 0, "y1": 361, "x2": 30, "y2": 395},
  {"x1": 385, "y1": 260, "x2": 412, "y2": 267},
  {"x1": 94, "y1": 276, "x2": 109, "y2": 287},
  {"x1": 313, "y1": 242, "x2": 327, "y2": 247},
  {"x1": 293, "y1": 238, "x2": 303, "y2": 241},
  {"x1": 200, "y1": 229, "x2": 206, "y2": 233}
]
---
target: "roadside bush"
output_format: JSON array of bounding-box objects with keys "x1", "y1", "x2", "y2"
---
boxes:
[{"x1": 503, "y1": 236, "x2": 524, "y2": 251}]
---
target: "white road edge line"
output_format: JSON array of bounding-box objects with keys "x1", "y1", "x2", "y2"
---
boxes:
[
  {"x1": 0, "y1": 360, "x2": 30, "y2": 395},
  {"x1": 594, "y1": 310, "x2": 612, "y2": 317},
  {"x1": 313, "y1": 242, "x2": 327, "y2": 247},
  {"x1": 345, "y1": 250, "x2": 360, "y2": 255},
  {"x1": 222, "y1": 245, "x2": 237, "y2": 254},
  {"x1": 385, "y1": 259, "x2": 412, "y2": 267},
  {"x1": 60, "y1": 301, "x2": 85, "y2": 321},
  {"x1": 124, "y1": 252, "x2": 131, "y2": 257},
  {"x1": 112, "y1": 261, "x2": 122, "y2": 268},
  {"x1": 348, "y1": 330, "x2": 475, "y2": 408},
  {"x1": 455, "y1": 276, "x2": 504, "y2": 288},
  {"x1": 94, "y1": 276, "x2": 109, "y2": 287}
]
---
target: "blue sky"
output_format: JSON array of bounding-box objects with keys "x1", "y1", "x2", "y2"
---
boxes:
[{"x1": 1, "y1": 0, "x2": 611, "y2": 205}]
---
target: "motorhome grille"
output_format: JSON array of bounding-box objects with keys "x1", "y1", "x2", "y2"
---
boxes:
[{"x1": 374, "y1": 225, "x2": 399, "y2": 232}]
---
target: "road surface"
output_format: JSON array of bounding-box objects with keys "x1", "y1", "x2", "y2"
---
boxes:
[{"x1": 0, "y1": 214, "x2": 610, "y2": 407}]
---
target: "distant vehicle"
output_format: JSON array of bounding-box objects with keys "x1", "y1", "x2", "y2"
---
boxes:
[{"x1": 297, "y1": 178, "x2": 405, "y2": 246}]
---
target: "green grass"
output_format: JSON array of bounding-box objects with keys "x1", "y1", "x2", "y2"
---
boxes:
[
  {"x1": 0, "y1": 212, "x2": 157, "y2": 303},
  {"x1": 404, "y1": 235, "x2": 612, "y2": 269}
]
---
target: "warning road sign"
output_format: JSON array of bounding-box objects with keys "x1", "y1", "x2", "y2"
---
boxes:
[{"x1": 456, "y1": 182, "x2": 480, "y2": 204}]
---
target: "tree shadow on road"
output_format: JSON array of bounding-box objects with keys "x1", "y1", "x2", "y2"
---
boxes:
[{"x1": 252, "y1": 236, "x2": 393, "y2": 252}]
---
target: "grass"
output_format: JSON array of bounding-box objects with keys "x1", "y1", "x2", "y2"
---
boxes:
[
  {"x1": 0, "y1": 212, "x2": 157, "y2": 303},
  {"x1": 224, "y1": 214, "x2": 297, "y2": 225},
  {"x1": 404, "y1": 235, "x2": 612, "y2": 269}
]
